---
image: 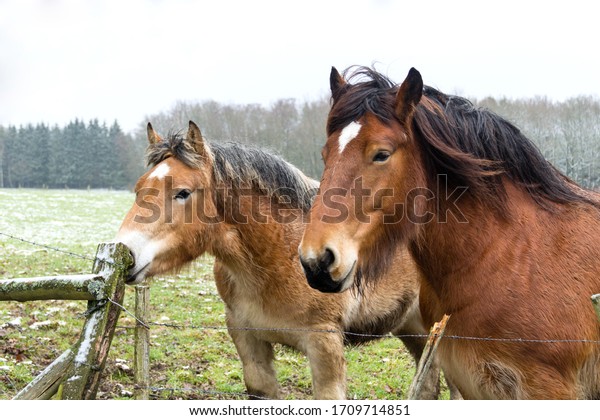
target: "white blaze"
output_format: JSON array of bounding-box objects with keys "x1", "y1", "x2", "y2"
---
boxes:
[
  {"x1": 148, "y1": 162, "x2": 170, "y2": 180},
  {"x1": 338, "y1": 121, "x2": 362, "y2": 154}
]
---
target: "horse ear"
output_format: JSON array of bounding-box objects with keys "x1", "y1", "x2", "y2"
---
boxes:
[
  {"x1": 330, "y1": 66, "x2": 346, "y2": 102},
  {"x1": 395, "y1": 67, "x2": 423, "y2": 124},
  {"x1": 187, "y1": 120, "x2": 206, "y2": 156},
  {"x1": 147, "y1": 122, "x2": 162, "y2": 145}
]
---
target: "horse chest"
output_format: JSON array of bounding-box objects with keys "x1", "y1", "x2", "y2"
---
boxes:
[{"x1": 218, "y1": 269, "x2": 305, "y2": 345}]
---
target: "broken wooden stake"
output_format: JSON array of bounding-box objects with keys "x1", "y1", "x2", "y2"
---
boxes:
[{"x1": 407, "y1": 314, "x2": 450, "y2": 400}]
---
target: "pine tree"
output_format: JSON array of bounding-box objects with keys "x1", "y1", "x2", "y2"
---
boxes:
[
  {"x1": 33, "y1": 123, "x2": 51, "y2": 187},
  {"x1": 60, "y1": 119, "x2": 87, "y2": 188},
  {"x1": 48, "y1": 125, "x2": 65, "y2": 188}
]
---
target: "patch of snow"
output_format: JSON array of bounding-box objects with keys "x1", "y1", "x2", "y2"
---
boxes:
[
  {"x1": 8, "y1": 317, "x2": 22, "y2": 327},
  {"x1": 75, "y1": 310, "x2": 102, "y2": 364},
  {"x1": 30, "y1": 320, "x2": 54, "y2": 330}
]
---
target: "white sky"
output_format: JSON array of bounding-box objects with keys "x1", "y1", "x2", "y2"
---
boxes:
[{"x1": 1, "y1": 0, "x2": 599, "y2": 133}]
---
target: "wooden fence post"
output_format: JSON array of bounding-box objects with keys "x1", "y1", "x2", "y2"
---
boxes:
[
  {"x1": 13, "y1": 349, "x2": 75, "y2": 400},
  {"x1": 61, "y1": 242, "x2": 133, "y2": 400},
  {"x1": 592, "y1": 294, "x2": 600, "y2": 324},
  {"x1": 407, "y1": 314, "x2": 450, "y2": 400},
  {"x1": 134, "y1": 282, "x2": 150, "y2": 400}
]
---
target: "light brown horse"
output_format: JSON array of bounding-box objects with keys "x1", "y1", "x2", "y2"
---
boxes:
[
  {"x1": 299, "y1": 66, "x2": 600, "y2": 399},
  {"x1": 116, "y1": 121, "x2": 451, "y2": 399}
]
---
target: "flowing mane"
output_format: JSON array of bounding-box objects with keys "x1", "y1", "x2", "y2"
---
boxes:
[
  {"x1": 328, "y1": 66, "x2": 597, "y2": 212},
  {"x1": 146, "y1": 132, "x2": 318, "y2": 212}
]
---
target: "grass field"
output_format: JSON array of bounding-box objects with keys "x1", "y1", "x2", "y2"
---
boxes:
[{"x1": 0, "y1": 188, "x2": 445, "y2": 400}]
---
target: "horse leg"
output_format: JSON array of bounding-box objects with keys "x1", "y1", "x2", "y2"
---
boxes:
[
  {"x1": 445, "y1": 375, "x2": 463, "y2": 400},
  {"x1": 227, "y1": 326, "x2": 279, "y2": 399},
  {"x1": 400, "y1": 335, "x2": 463, "y2": 400},
  {"x1": 304, "y1": 331, "x2": 346, "y2": 399}
]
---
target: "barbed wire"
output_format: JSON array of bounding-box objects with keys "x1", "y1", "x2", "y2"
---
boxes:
[
  {"x1": 0, "y1": 231, "x2": 97, "y2": 263},
  {"x1": 0, "y1": 230, "x2": 129, "y2": 271},
  {"x1": 3, "y1": 229, "x2": 600, "y2": 346},
  {"x1": 109, "y1": 298, "x2": 600, "y2": 345},
  {"x1": 146, "y1": 320, "x2": 600, "y2": 345}
]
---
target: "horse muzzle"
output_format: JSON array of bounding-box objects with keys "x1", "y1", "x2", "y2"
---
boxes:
[
  {"x1": 126, "y1": 261, "x2": 150, "y2": 284},
  {"x1": 299, "y1": 248, "x2": 355, "y2": 293}
]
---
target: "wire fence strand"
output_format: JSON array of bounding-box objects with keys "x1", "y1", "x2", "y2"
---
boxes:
[
  {"x1": 0, "y1": 231, "x2": 131, "y2": 272},
  {"x1": 4, "y1": 228, "x2": 600, "y2": 346},
  {"x1": 0, "y1": 231, "x2": 97, "y2": 263}
]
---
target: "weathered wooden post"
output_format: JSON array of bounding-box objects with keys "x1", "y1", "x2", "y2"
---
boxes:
[
  {"x1": 407, "y1": 314, "x2": 450, "y2": 400},
  {"x1": 61, "y1": 242, "x2": 133, "y2": 400},
  {"x1": 592, "y1": 294, "x2": 600, "y2": 324},
  {"x1": 13, "y1": 349, "x2": 75, "y2": 399},
  {"x1": 134, "y1": 281, "x2": 150, "y2": 400},
  {"x1": 2, "y1": 242, "x2": 133, "y2": 400}
]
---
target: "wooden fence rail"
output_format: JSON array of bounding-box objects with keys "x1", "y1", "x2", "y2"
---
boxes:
[
  {"x1": 0, "y1": 242, "x2": 132, "y2": 400},
  {"x1": 0, "y1": 274, "x2": 106, "y2": 302}
]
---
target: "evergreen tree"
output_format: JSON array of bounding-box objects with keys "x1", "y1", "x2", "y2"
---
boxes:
[
  {"x1": 32, "y1": 123, "x2": 51, "y2": 187},
  {"x1": 10, "y1": 124, "x2": 38, "y2": 187},
  {"x1": 3, "y1": 126, "x2": 18, "y2": 188},
  {"x1": 48, "y1": 125, "x2": 66, "y2": 188},
  {"x1": 60, "y1": 119, "x2": 87, "y2": 188},
  {"x1": 85, "y1": 119, "x2": 109, "y2": 188}
]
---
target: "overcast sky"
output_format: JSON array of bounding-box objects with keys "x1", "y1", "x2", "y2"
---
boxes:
[{"x1": 1, "y1": 0, "x2": 599, "y2": 133}]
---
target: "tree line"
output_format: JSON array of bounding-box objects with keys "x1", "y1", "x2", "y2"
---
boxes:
[
  {"x1": 1, "y1": 95, "x2": 599, "y2": 190},
  {"x1": 142, "y1": 95, "x2": 600, "y2": 189},
  {"x1": 475, "y1": 95, "x2": 600, "y2": 190},
  {"x1": 0, "y1": 120, "x2": 145, "y2": 189}
]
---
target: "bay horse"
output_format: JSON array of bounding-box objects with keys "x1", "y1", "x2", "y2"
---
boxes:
[
  {"x1": 116, "y1": 121, "x2": 452, "y2": 399},
  {"x1": 299, "y1": 66, "x2": 600, "y2": 399}
]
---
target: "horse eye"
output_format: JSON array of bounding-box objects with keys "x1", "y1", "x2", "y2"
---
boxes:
[
  {"x1": 373, "y1": 151, "x2": 391, "y2": 163},
  {"x1": 174, "y1": 189, "x2": 191, "y2": 201}
]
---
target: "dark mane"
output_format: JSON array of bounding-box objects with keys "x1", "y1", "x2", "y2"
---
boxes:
[
  {"x1": 327, "y1": 67, "x2": 398, "y2": 136},
  {"x1": 146, "y1": 132, "x2": 318, "y2": 212},
  {"x1": 330, "y1": 66, "x2": 597, "y2": 211},
  {"x1": 146, "y1": 130, "x2": 203, "y2": 169}
]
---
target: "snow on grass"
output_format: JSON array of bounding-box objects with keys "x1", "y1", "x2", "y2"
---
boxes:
[
  {"x1": 0, "y1": 188, "x2": 136, "y2": 278},
  {"x1": 0, "y1": 188, "x2": 134, "y2": 248}
]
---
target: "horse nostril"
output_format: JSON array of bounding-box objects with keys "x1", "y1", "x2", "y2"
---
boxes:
[
  {"x1": 320, "y1": 248, "x2": 335, "y2": 270},
  {"x1": 299, "y1": 255, "x2": 312, "y2": 276},
  {"x1": 300, "y1": 249, "x2": 343, "y2": 294},
  {"x1": 299, "y1": 248, "x2": 335, "y2": 279}
]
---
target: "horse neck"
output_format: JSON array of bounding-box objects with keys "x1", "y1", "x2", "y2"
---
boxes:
[
  {"x1": 209, "y1": 192, "x2": 306, "y2": 285},
  {"x1": 410, "y1": 180, "x2": 536, "y2": 304}
]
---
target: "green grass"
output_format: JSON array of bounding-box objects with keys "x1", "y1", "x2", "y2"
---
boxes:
[{"x1": 0, "y1": 188, "x2": 447, "y2": 400}]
